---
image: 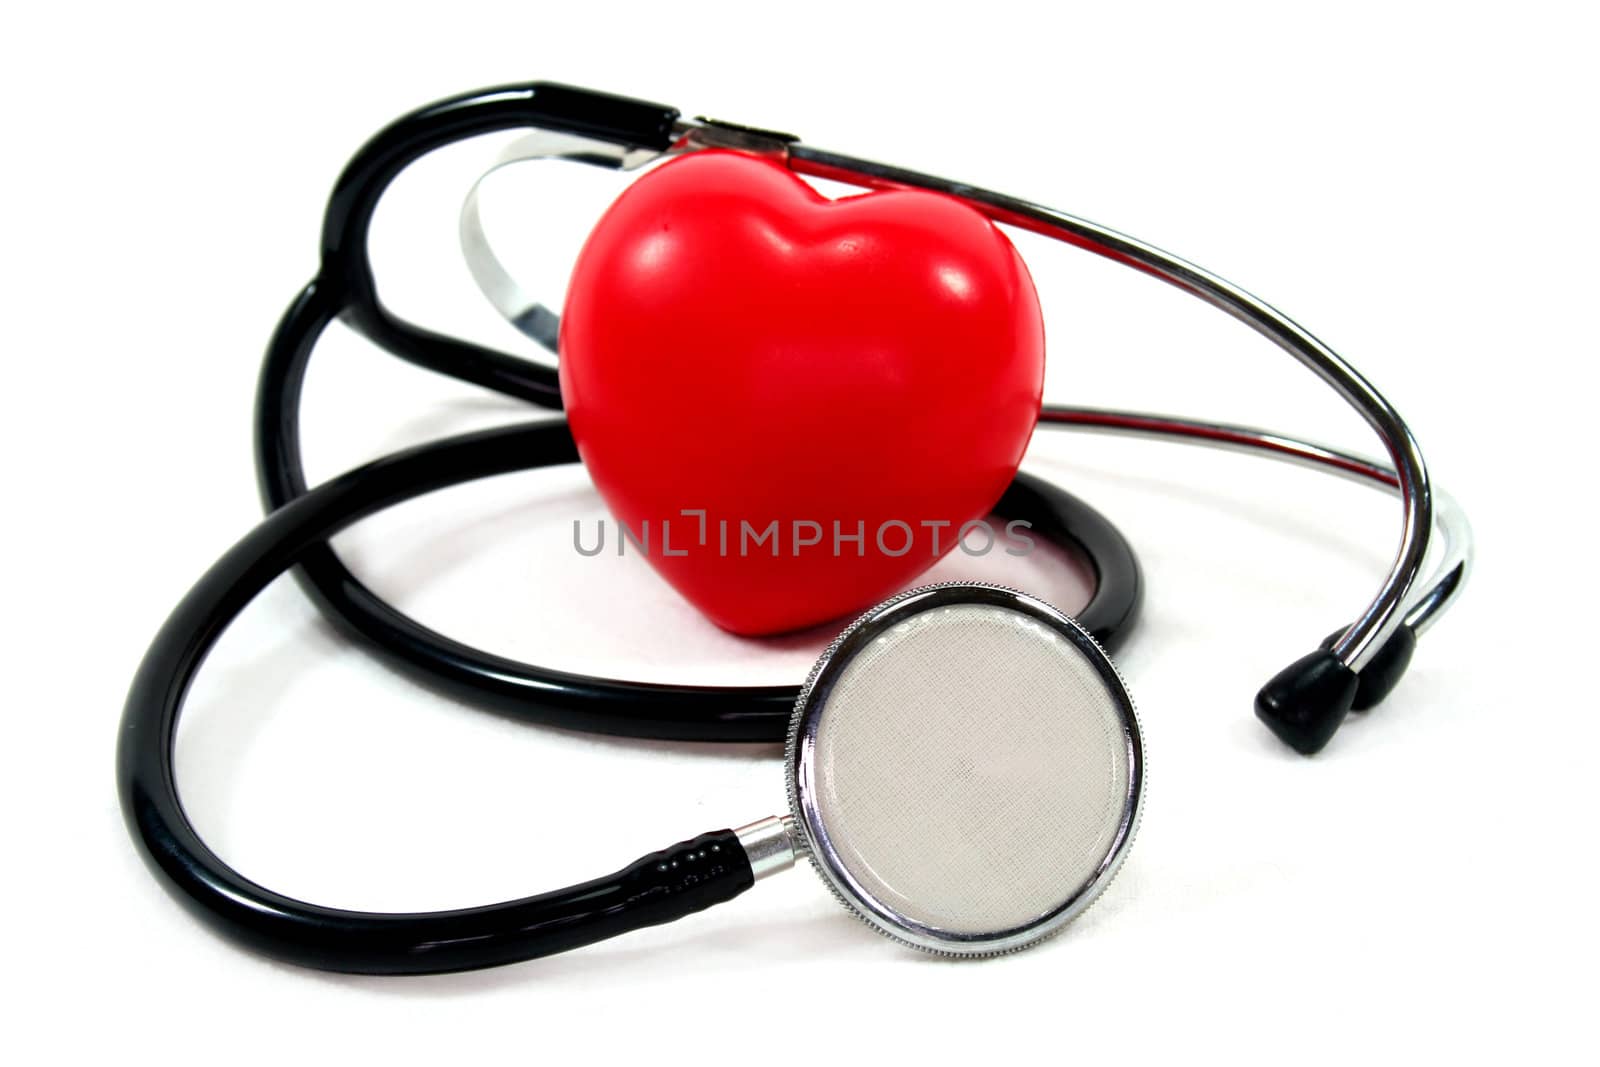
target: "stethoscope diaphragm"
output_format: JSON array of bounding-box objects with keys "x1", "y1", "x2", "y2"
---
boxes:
[{"x1": 763, "y1": 583, "x2": 1144, "y2": 956}]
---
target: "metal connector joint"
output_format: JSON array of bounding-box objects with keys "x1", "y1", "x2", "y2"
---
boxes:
[
  {"x1": 734, "y1": 815, "x2": 799, "y2": 880},
  {"x1": 674, "y1": 117, "x2": 798, "y2": 158}
]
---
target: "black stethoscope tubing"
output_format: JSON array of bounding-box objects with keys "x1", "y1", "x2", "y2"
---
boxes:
[
  {"x1": 121, "y1": 413, "x2": 1137, "y2": 972},
  {"x1": 123, "y1": 420, "x2": 756, "y2": 974},
  {"x1": 116, "y1": 84, "x2": 1144, "y2": 974}
]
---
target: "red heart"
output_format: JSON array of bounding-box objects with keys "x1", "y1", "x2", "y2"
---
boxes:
[{"x1": 560, "y1": 150, "x2": 1044, "y2": 635}]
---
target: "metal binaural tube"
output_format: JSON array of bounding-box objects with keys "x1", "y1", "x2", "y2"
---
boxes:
[
  {"x1": 1036, "y1": 405, "x2": 1469, "y2": 637},
  {"x1": 785, "y1": 143, "x2": 1433, "y2": 675}
]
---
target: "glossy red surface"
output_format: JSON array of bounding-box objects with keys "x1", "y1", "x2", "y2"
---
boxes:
[{"x1": 561, "y1": 150, "x2": 1045, "y2": 634}]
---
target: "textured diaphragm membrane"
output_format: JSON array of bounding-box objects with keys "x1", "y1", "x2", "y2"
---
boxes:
[{"x1": 788, "y1": 585, "x2": 1141, "y2": 955}]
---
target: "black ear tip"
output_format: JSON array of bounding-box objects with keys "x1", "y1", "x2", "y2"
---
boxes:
[
  {"x1": 1321, "y1": 625, "x2": 1417, "y2": 711},
  {"x1": 1256, "y1": 650, "x2": 1360, "y2": 755}
]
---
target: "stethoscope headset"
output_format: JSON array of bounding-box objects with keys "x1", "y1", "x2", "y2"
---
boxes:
[{"x1": 118, "y1": 82, "x2": 1471, "y2": 974}]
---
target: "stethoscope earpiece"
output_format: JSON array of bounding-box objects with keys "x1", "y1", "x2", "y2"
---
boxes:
[
  {"x1": 1258, "y1": 617, "x2": 1426, "y2": 753},
  {"x1": 1256, "y1": 650, "x2": 1362, "y2": 755}
]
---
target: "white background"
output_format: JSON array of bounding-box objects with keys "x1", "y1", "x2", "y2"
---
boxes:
[{"x1": 4, "y1": 2, "x2": 1596, "y2": 1062}]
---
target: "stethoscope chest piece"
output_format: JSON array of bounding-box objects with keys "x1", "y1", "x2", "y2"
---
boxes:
[{"x1": 784, "y1": 583, "x2": 1144, "y2": 956}]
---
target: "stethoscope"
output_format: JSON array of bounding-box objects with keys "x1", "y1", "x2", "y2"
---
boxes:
[{"x1": 118, "y1": 82, "x2": 1472, "y2": 974}]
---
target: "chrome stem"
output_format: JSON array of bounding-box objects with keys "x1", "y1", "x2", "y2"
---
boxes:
[{"x1": 734, "y1": 815, "x2": 799, "y2": 881}]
